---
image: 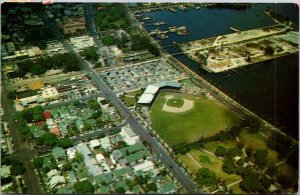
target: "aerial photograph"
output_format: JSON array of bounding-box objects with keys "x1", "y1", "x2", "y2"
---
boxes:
[{"x1": 0, "y1": 2, "x2": 298, "y2": 194}]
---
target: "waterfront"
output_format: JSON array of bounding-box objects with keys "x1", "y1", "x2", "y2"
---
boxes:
[{"x1": 141, "y1": 4, "x2": 299, "y2": 138}]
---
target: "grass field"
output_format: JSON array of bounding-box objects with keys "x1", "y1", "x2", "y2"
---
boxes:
[
  {"x1": 126, "y1": 89, "x2": 143, "y2": 97},
  {"x1": 178, "y1": 149, "x2": 242, "y2": 188},
  {"x1": 123, "y1": 96, "x2": 136, "y2": 106},
  {"x1": 166, "y1": 98, "x2": 184, "y2": 108},
  {"x1": 150, "y1": 91, "x2": 241, "y2": 146}
]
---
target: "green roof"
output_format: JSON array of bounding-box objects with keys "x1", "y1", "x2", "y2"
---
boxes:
[
  {"x1": 56, "y1": 184, "x2": 73, "y2": 194},
  {"x1": 119, "y1": 143, "x2": 145, "y2": 155},
  {"x1": 52, "y1": 147, "x2": 66, "y2": 160},
  {"x1": 86, "y1": 119, "x2": 97, "y2": 126},
  {"x1": 160, "y1": 182, "x2": 177, "y2": 194},
  {"x1": 67, "y1": 104, "x2": 76, "y2": 112},
  {"x1": 113, "y1": 168, "x2": 127, "y2": 178},
  {"x1": 94, "y1": 173, "x2": 114, "y2": 185},
  {"x1": 98, "y1": 186, "x2": 110, "y2": 193},
  {"x1": 125, "y1": 150, "x2": 150, "y2": 163},
  {"x1": 127, "y1": 167, "x2": 135, "y2": 176},
  {"x1": 101, "y1": 112, "x2": 110, "y2": 121},
  {"x1": 65, "y1": 118, "x2": 73, "y2": 124},
  {"x1": 50, "y1": 107, "x2": 59, "y2": 117},
  {"x1": 132, "y1": 186, "x2": 141, "y2": 193},
  {"x1": 59, "y1": 106, "x2": 69, "y2": 115},
  {"x1": 136, "y1": 170, "x2": 144, "y2": 177},
  {"x1": 33, "y1": 130, "x2": 45, "y2": 138}
]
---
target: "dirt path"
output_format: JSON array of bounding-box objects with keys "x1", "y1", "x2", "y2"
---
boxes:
[{"x1": 187, "y1": 153, "x2": 202, "y2": 168}]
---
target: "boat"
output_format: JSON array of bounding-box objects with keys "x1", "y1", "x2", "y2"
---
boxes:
[
  {"x1": 142, "y1": 16, "x2": 151, "y2": 21},
  {"x1": 170, "y1": 8, "x2": 177, "y2": 12}
]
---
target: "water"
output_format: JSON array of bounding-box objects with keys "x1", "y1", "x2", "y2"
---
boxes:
[{"x1": 141, "y1": 4, "x2": 299, "y2": 138}]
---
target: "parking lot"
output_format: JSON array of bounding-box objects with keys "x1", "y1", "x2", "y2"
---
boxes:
[{"x1": 100, "y1": 59, "x2": 185, "y2": 92}]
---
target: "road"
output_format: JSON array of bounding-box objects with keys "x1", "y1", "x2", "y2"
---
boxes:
[
  {"x1": 85, "y1": 3, "x2": 115, "y2": 66},
  {"x1": 85, "y1": 4, "x2": 199, "y2": 193},
  {"x1": 1, "y1": 76, "x2": 43, "y2": 193}
]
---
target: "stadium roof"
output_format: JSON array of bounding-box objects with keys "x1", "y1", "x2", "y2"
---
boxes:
[
  {"x1": 137, "y1": 94, "x2": 155, "y2": 104},
  {"x1": 137, "y1": 81, "x2": 182, "y2": 104}
]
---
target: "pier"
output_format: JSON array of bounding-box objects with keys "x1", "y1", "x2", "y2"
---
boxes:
[{"x1": 229, "y1": 27, "x2": 240, "y2": 32}]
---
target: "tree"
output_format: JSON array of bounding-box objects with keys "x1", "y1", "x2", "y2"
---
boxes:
[
  {"x1": 222, "y1": 158, "x2": 236, "y2": 174},
  {"x1": 115, "y1": 187, "x2": 125, "y2": 194},
  {"x1": 266, "y1": 163, "x2": 276, "y2": 177},
  {"x1": 57, "y1": 138, "x2": 73, "y2": 149},
  {"x1": 236, "y1": 159, "x2": 244, "y2": 167},
  {"x1": 62, "y1": 162, "x2": 72, "y2": 172},
  {"x1": 260, "y1": 175, "x2": 272, "y2": 189},
  {"x1": 41, "y1": 132, "x2": 58, "y2": 146},
  {"x1": 146, "y1": 182, "x2": 157, "y2": 192},
  {"x1": 7, "y1": 90, "x2": 17, "y2": 100},
  {"x1": 215, "y1": 146, "x2": 227, "y2": 157},
  {"x1": 74, "y1": 151, "x2": 84, "y2": 163},
  {"x1": 32, "y1": 157, "x2": 44, "y2": 169},
  {"x1": 277, "y1": 174, "x2": 297, "y2": 189},
  {"x1": 74, "y1": 180, "x2": 94, "y2": 193},
  {"x1": 11, "y1": 160, "x2": 25, "y2": 176},
  {"x1": 87, "y1": 99, "x2": 101, "y2": 110},
  {"x1": 264, "y1": 46, "x2": 275, "y2": 55},
  {"x1": 240, "y1": 172, "x2": 263, "y2": 193},
  {"x1": 80, "y1": 46, "x2": 99, "y2": 61},
  {"x1": 196, "y1": 168, "x2": 218, "y2": 187},
  {"x1": 101, "y1": 35, "x2": 117, "y2": 46},
  {"x1": 244, "y1": 116, "x2": 261, "y2": 133},
  {"x1": 147, "y1": 43, "x2": 160, "y2": 56},
  {"x1": 254, "y1": 149, "x2": 269, "y2": 168}
]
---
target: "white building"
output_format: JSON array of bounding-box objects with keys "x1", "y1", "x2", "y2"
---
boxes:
[
  {"x1": 66, "y1": 147, "x2": 76, "y2": 160},
  {"x1": 69, "y1": 35, "x2": 94, "y2": 50},
  {"x1": 48, "y1": 175, "x2": 66, "y2": 189},
  {"x1": 119, "y1": 125, "x2": 140, "y2": 145},
  {"x1": 133, "y1": 160, "x2": 154, "y2": 172},
  {"x1": 42, "y1": 87, "x2": 60, "y2": 101},
  {"x1": 100, "y1": 137, "x2": 111, "y2": 151},
  {"x1": 89, "y1": 139, "x2": 101, "y2": 150},
  {"x1": 18, "y1": 95, "x2": 44, "y2": 107}
]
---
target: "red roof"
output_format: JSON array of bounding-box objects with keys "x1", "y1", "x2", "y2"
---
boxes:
[
  {"x1": 35, "y1": 121, "x2": 45, "y2": 126},
  {"x1": 43, "y1": 111, "x2": 52, "y2": 119},
  {"x1": 50, "y1": 127, "x2": 60, "y2": 136}
]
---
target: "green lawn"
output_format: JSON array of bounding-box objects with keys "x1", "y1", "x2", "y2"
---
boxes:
[
  {"x1": 178, "y1": 149, "x2": 241, "y2": 185},
  {"x1": 179, "y1": 79, "x2": 198, "y2": 87},
  {"x1": 166, "y1": 98, "x2": 184, "y2": 108},
  {"x1": 150, "y1": 91, "x2": 241, "y2": 146},
  {"x1": 126, "y1": 89, "x2": 143, "y2": 97},
  {"x1": 123, "y1": 96, "x2": 136, "y2": 106}
]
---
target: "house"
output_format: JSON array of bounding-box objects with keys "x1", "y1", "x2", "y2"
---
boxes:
[
  {"x1": 159, "y1": 182, "x2": 177, "y2": 194},
  {"x1": 66, "y1": 171, "x2": 77, "y2": 184},
  {"x1": 47, "y1": 169, "x2": 60, "y2": 179},
  {"x1": 0, "y1": 165, "x2": 11, "y2": 178},
  {"x1": 69, "y1": 35, "x2": 94, "y2": 49},
  {"x1": 48, "y1": 175, "x2": 66, "y2": 189},
  {"x1": 50, "y1": 127, "x2": 61, "y2": 136},
  {"x1": 119, "y1": 125, "x2": 140, "y2": 145},
  {"x1": 43, "y1": 110, "x2": 52, "y2": 119},
  {"x1": 133, "y1": 160, "x2": 154, "y2": 173},
  {"x1": 58, "y1": 122, "x2": 68, "y2": 136},
  {"x1": 52, "y1": 147, "x2": 66, "y2": 165},
  {"x1": 42, "y1": 87, "x2": 60, "y2": 101},
  {"x1": 66, "y1": 147, "x2": 76, "y2": 160},
  {"x1": 89, "y1": 139, "x2": 101, "y2": 150},
  {"x1": 46, "y1": 118, "x2": 56, "y2": 129},
  {"x1": 100, "y1": 137, "x2": 111, "y2": 151},
  {"x1": 58, "y1": 106, "x2": 69, "y2": 118},
  {"x1": 76, "y1": 118, "x2": 84, "y2": 130},
  {"x1": 56, "y1": 184, "x2": 73, "y2": 194}
]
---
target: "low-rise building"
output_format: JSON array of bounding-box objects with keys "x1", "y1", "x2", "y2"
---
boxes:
[
  {"x1": 69, "y1": 35, "x2": 94, "y2": 50},
  {"x1": 42, "y1": 87, "x2": 60, "y2": 101},
  {"x1": 119, "y1": 125, "x2": 140, "y2": 145}
]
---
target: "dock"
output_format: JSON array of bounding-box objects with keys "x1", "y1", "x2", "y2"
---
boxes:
[{"x1": 229, "y1": 27, "x2": 240, "y2": 32}]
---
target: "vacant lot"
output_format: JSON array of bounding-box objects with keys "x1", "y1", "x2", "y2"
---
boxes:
[{"x1": 150, "y1": 91, "x2": 241, "y2": 146}]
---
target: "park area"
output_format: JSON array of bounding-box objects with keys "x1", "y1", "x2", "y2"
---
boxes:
[{"x1": 150, "y1": 91, "x2": 241, "y2": 147}]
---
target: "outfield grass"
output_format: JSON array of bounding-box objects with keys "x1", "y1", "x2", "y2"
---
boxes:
[
  {"x1": 166, "y1": 98, "x2": 184, "y2": 108},
  {"x1": 150, "y1": 91, "x2": 241, "y2": 146}
]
